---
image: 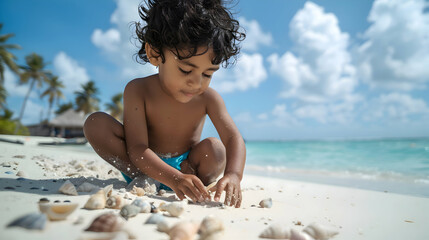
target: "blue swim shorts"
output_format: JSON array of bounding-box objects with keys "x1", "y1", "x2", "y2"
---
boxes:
[{"x1": 121, "y1": 151, "x2": 190, "y2": 191}]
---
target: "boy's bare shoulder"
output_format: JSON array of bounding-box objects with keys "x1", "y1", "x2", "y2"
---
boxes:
[
  {"x1": 124, "y1": 74, "x2": 158, "y2": 95},
  {"x1": 202, "y1": 87, "x2": 224, "y2": 105}
]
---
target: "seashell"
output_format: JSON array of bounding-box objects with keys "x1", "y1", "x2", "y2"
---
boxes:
[
  {"x1": 151, "y1": 202, "x2": 159, "y2": 213},
  {"x1": 58, "y1": 180, "x2": 78, "y2": 196},
  {"x1": 120, "y1": 204, "x2": 141, "y2": 220},
  {"x1": 159, "y1": 202, "x2": 185, "y2": 217},
  {"x1": 130, "y1": 186, "x2": 145, "y2": 196},
  {"x1": 168, "y1": 221, "x2": 199, "y2": 240},
  {"x1": 38, "y1": 201, "x2": 79, "y2": 221},
  {"x1": 259, "y1": 198, "x2": 273, "y2": 208},
  {"x1": 7, "y1": 213, "x2": 47, "y2": 230},
  {"x1": 259, "y1": 223, "x2": 291, "y2": 239},
  {"x1": 102, "y1": 184, "x2": 113, "y2": 198},
  {"x1": 199, "y1": 215, "x2": 224, "y2": 240},
  {"x1": 16, "y1": 170, "x2": 26, "y2": 177},
  {"x1": 143, "y1": 180, "x2": 157, "y2": 195},
  {"x1": 106, "y1": 195, "x2": 124, "y2": 209},
  {"x1": 290, "y1": 229, "x2": 313, "y2": 240},
  {"x1": 77, "y1": 182, "x2": 99, "y2": 192},
  {"x1": 84, "y1": 190, "x2": 106, "y2": 210},
  {"x1": 131, "y1": 198, "x2": 151, "y2": 213},
  {"x1": 303, "y1": 223, "x2": 339, "y2": 240},
  {"x1": 85, "y1": 213, "x2": 124, "y2": 232},
  {"x1": 145, "y1": 213, "x2": 165, "y2": 224},
  {"x1": 158, "y1": 189, "x2": 167, "y2": 196}
]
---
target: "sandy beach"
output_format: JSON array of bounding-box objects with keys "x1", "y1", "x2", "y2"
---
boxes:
[{"x1": 1, "y1": 134, "x2": 428, "y2": 240}]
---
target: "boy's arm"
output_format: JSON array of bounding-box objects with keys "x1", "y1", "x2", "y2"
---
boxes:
[
  {"x1": 205, "y1": 88, "x2": 246, "y2": 208},
  {"x1": 123, "y1": 79, "x2": 209, "y2": 202}
]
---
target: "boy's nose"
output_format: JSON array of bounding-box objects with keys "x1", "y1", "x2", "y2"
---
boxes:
[{"x1": 187, "y1": 75, "x2": 202, "y2": 88}]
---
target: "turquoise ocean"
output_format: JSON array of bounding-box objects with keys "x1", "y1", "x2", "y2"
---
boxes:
[{"x1": 59, "y1": 137, "x2": 429, "y2": 198}]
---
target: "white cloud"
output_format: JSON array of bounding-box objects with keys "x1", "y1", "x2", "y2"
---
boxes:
[
  {"x1": 363, "y1": 93, "x2": 429, "y2": 121},
  {"x1": 21, "y1": 100, "x2": 45, "y2": 124},
  {"x1": 4, "y1": 68, "x2": 32, "y2": 98},
  {"x1": 239, "y1": 17, "x2": 273, "y2": 51},
  {"x1": 211, "y1": 53, "x2": 267, "y2": 93},
  {"x1": 234, "y1": 112, "x2": 252, "y2": 123},
  {"x1": 268, "y1": 2, "x2": 357, "y2": 103},
  {"x1": 53, "y1": 52, "x2": 90, "y2": 96},
  {"x1": 270, "y1": 104, "x2": 299, "y2": 127},
  {"x1": 357, "y1": 0, "x2": 429, "y2": 90},
  {"x1": 91, "y1": 0, "x2": 157, "y2": 80}
]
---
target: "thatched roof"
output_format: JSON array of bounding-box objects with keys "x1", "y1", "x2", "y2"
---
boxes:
[{"x1": 49, "y1": 109, "x2": 88, "y2": 128}]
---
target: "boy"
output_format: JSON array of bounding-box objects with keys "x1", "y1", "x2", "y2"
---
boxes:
[{"x1": 84, "y1": 0, "x2": 246, "y2": 208}]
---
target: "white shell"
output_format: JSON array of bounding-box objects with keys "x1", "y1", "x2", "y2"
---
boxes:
[
  {"x1": 102, "y1": 184, "x2": 113, "y2": 198},
  {"x1": 59, "y1": 180, "x2": 78, "y2": 196},
  {"x1": 259, "y1": 198, "x2": 273, "y2": 208},
  {"x1": 159, "y1": 202, "x2": 185, "y2": 217},
  {"x1": 290, "y1": 229, "x2": 313, "y2": 240},
  {"x1": 199, "y1": 215, "x2": 224, "y2": 237},
  {"x1": 84, "y1": 190, "x2": 106, "y2": 210},
  {"x1": 157, "y1": 219, "x2": 173, "y2": 233},
  {"x1": 168, "y1": 221, "x2": 199, "y2": 240},
  {"x1": 38, "y1": 201, "x2": 79, "y2": 221},
  {"x1": 131, "y1": 198, "x2": 151, "y2": 213},
  {"x1": 259, "y1": 223, "x2": 291, "y2": 239},
  {"x1": 77, "y1": 182, "x2": 99, "y2": 192},
  {"x1": 106, "y1": 195, "x2": 124, "y2": 209},
  {"x1": 303, "y1": 223, "x2": 338, "y2": 240},
  {"x1": 143, "y1": 181, "x2": 157, "y2": 195},
  {"x1": 130, "y1": 186, "x2": 145, "y2": 196}
]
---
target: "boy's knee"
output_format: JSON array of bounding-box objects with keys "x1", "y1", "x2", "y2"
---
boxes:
[
  {"x1": 83, "y1": 112, "x2": 108, "y2": 137},
  {"x1": 201, "y1": 137, "x2": 225, "y2": 162}
]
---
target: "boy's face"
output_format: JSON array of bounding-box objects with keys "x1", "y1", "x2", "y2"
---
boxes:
[{"x1": 157, "y1": 47, "x2": 220, "y2": 103}]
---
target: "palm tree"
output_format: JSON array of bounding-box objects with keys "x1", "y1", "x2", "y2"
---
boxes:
[
  {"x1": 55, "y1": 102, "x2": 74, "y2": 115},
  {"x1": 105, "y1": 93, "x2": 123, "y2": 121},
  {"x1": 15, "y1": 53, "x2": 50, "y2": 133},
  {"x1": 0, "y1": 23, "x2": 21, "y2": 84},
  {"x1": 0, "y1": 84, "x2": 7, "y2": 110},
  {"x1": 41, "y1": 75, "x2": 65, "y2": 121},
  {"x1": 75, "y1": 80, "x2": 99, "y2": 114}
]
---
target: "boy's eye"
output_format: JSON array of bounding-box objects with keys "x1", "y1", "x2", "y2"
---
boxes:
[
  {"x1": 179, "y1": 67, "x2": 191, "y2": 75},
  {"x1": 203, "y1": 73, "x2": 212, "y2": 78}
]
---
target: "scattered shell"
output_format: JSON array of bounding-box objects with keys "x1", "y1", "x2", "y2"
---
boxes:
[
  {"x1": 38, "y1": 200, "x2": 79, "y2": 221},
  {"x1": 259, "y1": 198, "x2": 273, "y2": 208},
  {"x1": 85, "y1": 213, "x2": 124, "y2": 232},
  {"x1": 158, "y1": 189, "x2": 167, "y2": 196},
  {"x1": 159, "y1": 202, "x2": 185, "y2": 217},
  {"x1": 1, "y1": 162, "x2": 11, "y2": 167},
  {"x1": 145, "y1": 213, "x2": 165, "y2": 224},
  {"x1": 290, "y1": 229, "x2": 313, "y2": 240},
  {"x1": 106, "y1": 195, "x2": 124, "y2": 209},
  {"x1": 58, "y1": 180, "x2": 78, "y2": 196},
  {"x1": 119, "y1": 188, "x2": 126, "y2": 193},
  {"x1": 130, "y1": 186, "x2": 145, "y2": 196},
  {"x1": 16, "y1": 171, "x2": 26, "y2": 177},
  {"x1": 132, "y1": 198, "x2": 151, "y2": 213},
  {"x1": 168, "y1": 221, "x2": 199, "y2": 240},
  {"x1": 303, "y1": 223, "x2": 339, "y2": 240},
  {"x1": 120, "y1": 204, "x2": 141, "y2": 220},
  {"x1": 151, "y1": 202, "x2": 159, "y2": 213},
  {"x1": 143, "y1": 181, "x2": 157, "y2": 195},
  {"x1": 7, "y1": 213, "x2": 47, "y2": 230},
  {"x1": 157, "y1": 219, "x2": 173, "y2": 233},
  {"x1": 259, "y1": 223, "x2": 291, "y2": 239},
  {"x1": 84, "y1": 190, "x2": 106, "y2": 210},
  {"x1": 199, "y1": 215, "x2": 224, "y2": 239},
  {"x1": 102, "y1": 184, "x2": 113, "y2": 198},
  {"x1": 77, "y1": 182, "x2": 99, "y2": 192}
]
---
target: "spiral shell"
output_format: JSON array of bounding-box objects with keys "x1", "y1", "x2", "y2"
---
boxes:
[
  {"x1": 159, "y1": 202, "x2": 185, "y2": 217},
  {"x1": 120, "y1": 204, "x2": 141, "y2": 220},
  {"x1": 259, "y1": 198, "x2": 273, "y2": 208},
  {"x1": 303, "y1": 223, "x2": 338, "y2": 240},
  {"x1": 199, "y1": 215, "x2": 224, "y2": 238},
  {"x1": 130, "y1": 186, "x2": 145, "y2": 196},
  {"x1": 38, "y1": 200, "x2": 79, "y2": 221},
  {"x1": 168, "y1": 221, "x2": 199, "y2": 240},
  {"x1": 145, "y1": 213, "x2": 165, "y2": 224},
  {"x1": 85, "y1": 213, "x2": 124, "y2": 232},
  {"x1": 106, "y1": 195, "x2": 124, "y2": 209},
  {"x1": 259, "y1": 223, "x2": 291, "y2": 239},
  {"x1": 7, "y1": 213, "x2": 47, "y2": 230},
  {"x1": 84, "y1": 190, "x2": 106, "y2": 210},
  {"x1": 58, "y1": 180, "x2": 78, "y2": 196},
  {"x1": 131, "y1": 198, "x2": 151, "y2": 213}
]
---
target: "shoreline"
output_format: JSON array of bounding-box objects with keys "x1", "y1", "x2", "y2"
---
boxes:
[{"x1": 1, "y1": 135, "x2": 429, "y2": 239}]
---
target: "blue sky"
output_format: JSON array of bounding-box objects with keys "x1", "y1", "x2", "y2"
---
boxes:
[{"x1": 1, "y1": 0, "x2": 429, "y2": 140}]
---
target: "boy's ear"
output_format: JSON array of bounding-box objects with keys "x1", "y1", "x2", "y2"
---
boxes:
[{"x1": 145, "y1": 43, "x2": 161, "y2": 66}]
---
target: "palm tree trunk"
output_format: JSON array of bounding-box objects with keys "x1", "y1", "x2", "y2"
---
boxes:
[
  {"x1": 14, "y1": 78, "x2": 35, "y2": 134},
  {"x1": 47, "y1": 100, "x2": 53, "y2": 122}
]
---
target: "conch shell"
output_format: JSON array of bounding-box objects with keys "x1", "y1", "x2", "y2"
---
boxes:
[
  {"x1": 159, "y1": 202, "x2": 185, "y2": 217},
  {"x1": 120, "y1": 204, "x2": 141, "y2": 220},
  {"x1": 58, "y1": 180, "x2": 78, "y2": 196},
  {"x1": 168, "y1": 221, "x2": 199, "y2": 240},
  {"x1": 84, "y1": 190, "x2": 106, "y2": 210},
  {"x1": 106, "y1": 195, "x2": 124, "y2": 209},
  {"x1": 38, "y1": 200, "x2": 79, "y2": 221},
  {"x1": 199, "y1": 215, "x2": 224, "y2": 239},
  {"x1": 130, "y1": 186, "x2": 145, "y2": 196},
  {"x1": 85, "y1": 213, "x2": 124, "y2": 232},
  {"x1": 303, "y1": 223, "x2": 339, "y2": 240},
  {"x1": 259, "y1": 223, "x2": 291, "y2": 239}
]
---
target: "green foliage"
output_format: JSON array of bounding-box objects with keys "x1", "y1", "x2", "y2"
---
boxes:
[{"x1": 0, "y1": 119, "x2": 29, "y2": 135}]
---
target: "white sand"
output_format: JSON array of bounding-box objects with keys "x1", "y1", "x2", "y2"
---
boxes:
[{"x1": 1, "y1": 134, "x2": 428, "y2": 240}]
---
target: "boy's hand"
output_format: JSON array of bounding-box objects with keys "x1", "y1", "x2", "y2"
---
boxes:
[
  {"x1": 172, "y1": 174, "x2": 211, "y2": 203},
  {"x1": 214, "y1": 173, "x2": 242, "y2": 208}
]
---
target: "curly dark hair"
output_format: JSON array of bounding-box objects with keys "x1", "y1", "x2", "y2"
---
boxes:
[{"x1": 134, "y1": 0, "x2": 245, "y2": 67}]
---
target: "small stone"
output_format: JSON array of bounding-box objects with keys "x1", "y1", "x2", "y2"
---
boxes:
[
  {"x1": 16, "y1": 171, "x2": 26, "y2": 177},
  {"x1": 5, "y1": 171, "x2": 13, "y2": 174},
  {"x1": 12, "y1": 155, "x2": 25, "y2": 158},
  {"x1": 4, "y1": 186, "x2": 15, "y2": 190},
  {"x1": 30, "y1": 187, "x2": 39, "y2": 190}
]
